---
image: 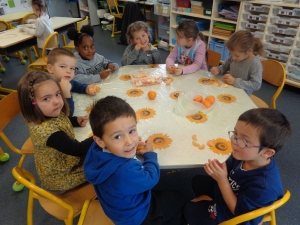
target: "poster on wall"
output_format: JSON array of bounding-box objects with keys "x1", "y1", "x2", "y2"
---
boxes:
[{"x1": 8, "y1": 0, "x2": 15, "y2": 8}]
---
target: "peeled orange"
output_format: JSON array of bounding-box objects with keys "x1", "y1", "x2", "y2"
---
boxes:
[
  {"x1": 202, "y1": 99, "x2": 212, "y2": 108},
  {"x1": 193, "y1": 95, "x2": 203, "y2": 103},
  {"x1": 148, "y1": 91, "x2": 156, "y2": 100},
  {"x1": 205, "y1": 95, "x2": 215, "y2": 104}
]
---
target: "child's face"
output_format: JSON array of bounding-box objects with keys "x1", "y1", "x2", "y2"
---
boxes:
[
  {"x1": 47, "y1": 56, "x2": 76, "y2": 82},
  {"x1": 176, "y1": 31, "x2": 193, "y2": 48},
  {"x1": 230, "y1": 121, "x2": 265, "y2": 161},
  {"x1": 94, "y1": 116, "x2": 139, "y2": 159},
  {"x1": 229, "y1": 49, "x2": 252, "y2": 62},
  {"x1": 75, "y1": 36, "x2": 96, "y2": 60},
  {"x1": 131, "y1": 30, "x2": 149, "y2": 46},
  {"x1": 34, "y1": 80, "x2": 64, "y2": 118}
]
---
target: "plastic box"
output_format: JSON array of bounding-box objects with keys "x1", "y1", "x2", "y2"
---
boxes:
[
  {"x1": 241, "y1": 21, "x2": 266, "y2": 31},
  {"x1": 154, "y1": 3, "x2": 170, "y2": 17},
  {"x1": 195, "y1": 21, "x2": 210, "y2": 31},
  {"x1": 293, "y1": 48, "x2": 300, "y2": 57},
  {"x1": 242, "y1": 12, "x2": 268, "y2": 22},
  {"x1": 176, "y1": 0, "x2": 191, "y2": 8},
  {"x1": 209, "y1": 40, "x2": 230, "y2": 61},
  {"x1": 251, "y1": 31, "x2": 264, "y2": 39},
  {"x1": 158, "y1": 15, "x2": 170, "y2": 28},
  {"x1": 287, "y1": 72, "x2": 300, "y2": 82},
  {"x1": 244, "y1": 3, "x2": 270, "y2": 13},
  {"x1": 130, "y1": 68, "x2": 164, "y2": 87},
  {"x1": 270, "y1": 16, "x2": 300, "y2": 27},
  {"x1": 264, "y1": 42, "x2": 290, "y2": 54},
  {"x1": 290, "y1": 56, "x2": 300, "y2": 65},
  {"x1": 265, "y1": 34, "x2": 294, "y2": 45},
  {"x1": 265, "y1": 50, "x2": 289, "y2": 62},
  {"x1": 158, "y1": 25, "x2": 169, "y2": 40},
  {"x1": 268, "y1": 25, "x2": 297, "y2": 36},
  {"x1": 273, "y1": 6, "x2": 300, "y2": 16}
]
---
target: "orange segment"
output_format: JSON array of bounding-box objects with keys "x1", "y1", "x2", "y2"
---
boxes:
[
  {"x1": 202, "y1": 99, "x2": 212, "y2": 108},
  {"x1": 205, "y1": 95, "x2": 215, "y2": 104},
  {"x1": 193, "y1": 95, "x2": 203, "y2": 103}
]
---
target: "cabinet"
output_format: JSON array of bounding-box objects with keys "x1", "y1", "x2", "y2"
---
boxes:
[
  {"x1": 169, "y1": 0, "x2": 300, "y2": 88},
  {"x1": 78, "y1": 0, "x2": 100, "y2": 26}
]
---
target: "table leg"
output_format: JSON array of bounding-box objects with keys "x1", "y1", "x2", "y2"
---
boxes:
[{"x1": 25, "y1": 48, "x2": 33, "y2": 64}]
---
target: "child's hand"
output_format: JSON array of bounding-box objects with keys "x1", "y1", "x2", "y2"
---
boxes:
[
  {"x1": 136, "y1": 139, "x2": 154, "y2": 155},
  {"x1": 173, "y1": 67, "x2": 183, "y2": 76},
  {"x1": 86, "y1": 83, "x2": 97, "y2": 95},
  {"x1": 77, "y1": 115, "x2": 89, "y2": 127},
  {"x1": 59, "y1": 78, "x2": 71, "y2": 98},
  {"x1": 210, "y1": 67, "x2": 220, "y2": 76},
  {"x1": 167, "y1": 65, "x2": 175, "y2": 74},
  {"x1": 108, "y1": 63, "x2": 116, "y2": 71},
  {"x1": 100, "y1": 70, "x2": 111, "y2": 80},
  {"x1": 223, "y1": 74, "x2": 236, "y2": 85},
  {"x1": 135, "y1": 43, "x2": 142, "y2": 51},
  {"x1": 204, "y1": 159, "x2": 228, "y2": 183},
  {"x1": 26, "y1": 19, "x2": 36, "y2": 24}
]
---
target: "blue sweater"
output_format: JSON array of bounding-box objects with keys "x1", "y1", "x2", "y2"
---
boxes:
[
  {"x1": 84, "y1": 142, "x2": 160, "y2": 225},
  {"x1": 66, "y1": 80, "x2": 87, "y2": 116},
  {"x1": 215, "y1": 155, "x2": 284, "y2": 225}
]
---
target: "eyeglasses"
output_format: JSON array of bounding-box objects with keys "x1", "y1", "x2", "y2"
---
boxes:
[{"x1": 228, "y1": 131, "x2": 268, "y2": 149}]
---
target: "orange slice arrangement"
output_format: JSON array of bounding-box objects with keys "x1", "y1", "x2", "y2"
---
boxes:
[
  {"x1": 126, "y1": 88, "x2": 144, "y2": 97},
  {"x1": 191, "y1": 134, "x2": 205, "y2": 150},
  {"x1": 217, "y1": 94, "x2": 237, "y2": 104},
  {"x1": 186, "y1": 112, "x2": 208, "y2": 124},
  {"x1": 207, "y1": 138, "x2": 232, "y2": 155},
  {"x1": 193, "y1": 95, "x2": 216, "y2": 109},
  {"x1": 119, "y1": 74, "x2": 131, "y2": 81},
  {"x1": 162, "y1": 76, "x2": 174, "y2": 85},
  {"x1": 148, "y1": 133, "x2": 173, "y2": 150},
  {"x1": 136, "y1": 108, "x2": 156, "y2": 120}
]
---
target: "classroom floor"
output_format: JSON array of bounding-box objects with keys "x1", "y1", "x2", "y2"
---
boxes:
[{"x1": 0, "y1": 26, "x2": 300, "y2": 224}]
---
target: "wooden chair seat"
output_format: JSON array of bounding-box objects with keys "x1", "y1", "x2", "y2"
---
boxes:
[
  {"x1": 21, "y1": 138, "x2": 34, "y2": 154},
  {"x1": 250, "y1": 95, "x2": 269, "y2": 108},
  {"x1": 38, "y1": 183, "x2": 96, "y2": 219},
  {"x1": 64, "y1": 40, "x2": 75, "y2": 49},
  {"x1": 78, "y1": 199, "x2": 114, "y2": 225}
]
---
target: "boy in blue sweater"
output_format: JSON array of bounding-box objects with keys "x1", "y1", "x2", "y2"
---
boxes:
[
  {"x1": 184, "y1": 108, "x2": 291, "y2": 225},
  {"x1": 84, "y1": 96, "x2": 186, "y2": 225},
  {"x1": 47, "y1": 48, "x2": 98, "y2": 116}
]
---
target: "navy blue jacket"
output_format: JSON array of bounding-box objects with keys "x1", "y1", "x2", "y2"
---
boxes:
[{"x1": 66, "y1": 80, "x2": 87, "y2": 116}]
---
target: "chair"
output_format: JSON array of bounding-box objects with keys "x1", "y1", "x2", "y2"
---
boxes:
[
  {"x1": 106, "y1": 0, "x2": 123, "y2": 37},
  {"x1": 250, "y1": 59, "x2": 286, "y2": 109},
  {"x1": 62, "y1": 16, "x2": 89, "y2": 50},
  {"x1": 78, "y1": 199, "x2": 114, "y2": 225},
  {"x1": 0, "y1": 92, "x2": 34, "y2": 191},
  {"x1": 12, "y1": 166, "x2": 97, "y2": 225},
  {"x1": 27, "y1": 32, "x2": 59, "y2": 71},
  {"x1": 192, "y1": 190, "x2": 290, "y2": 225},
  {"x1": 206, "y1": 49, "x2": 222, "y2": 68}
]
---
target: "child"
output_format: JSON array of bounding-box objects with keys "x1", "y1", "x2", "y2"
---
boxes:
[
  {"x1": 210, "y1": 30, "x2": 264, "y2": 95},
  {"x1": 184, "y1": 108, "x2": 291, "y2": 225},
  {"x1": 121, "y1": 21, "x2": 161, "y2": 66},
  {"x1": 166, "y1": 20, "x2": 207, "y2": 75},
  {"x1": 84, "y1": 96, "x2": 186, "y2": 225},
  {"x1": 17, "y1": 71, "x2": 94, "y2": 193},
  {"x1": 47, "y1": 48, "x2": 98, "y2": 116},
  {"x1": 22, "y1": 0, "x2": 54, "y2": 49},
  {"x1": 67, "y1": 25, "x2": 119, "y2": 84}
]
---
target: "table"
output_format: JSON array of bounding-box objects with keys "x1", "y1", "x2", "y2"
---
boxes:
[
  {"x1": 0, "y1": 11, "x2": 30, "y2": 22},
  {"x1": 72, "y1": 65, "x2": 257, "y2": 169}
]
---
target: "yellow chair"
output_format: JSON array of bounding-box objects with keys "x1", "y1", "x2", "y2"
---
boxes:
[
  {"x1": 0, "y1": 92, "x2": 34, "y2": 191},
  {"x1": 27, "y1": 32, "x2": 59, "y2": 71},
  {"x1": 250, "y1": 59, "x2": 286, "y2": 109},
  {"x1": 207, "y1": 49, "x2": 222, "y2": 68},
  {"x1": 62, "y1": 16, "x2": 89, "y2": 50},
  {"x1": 106, "y1": 0, "x2": 123, "y2": 37},
  {"x1": 12, "y1": 166, "x2": 97, "y2": 225},
  {"x1": 192, "y1": 190, "x2": 290, "y2": 225},
  {"x1": 78, "y1": 199, "x2": 114, "y2": 225}
]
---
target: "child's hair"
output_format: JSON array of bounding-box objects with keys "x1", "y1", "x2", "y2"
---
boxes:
[
  {"x1": 126, "y1": 21, "x2": 151, "y2": 44},
  {"x1": 17, "y1": 71, "x2": 69, "y2": 124},
  {"x1": 67, "y1": 25, "x2": 94, "y2": 47},
  {"x1": 176, "y1": 20, "x2": 204, "y2": 41},
  {"x1": 238, "y1": 108, "x2": 291, "y2": 153},
  {"x1": 89, "y1": 96, "x2": 136, "y2": 138},
  {"x1": 225, "y1": 30, "x2": 264, "y2": 56},
  {"x1": 31, "y1": 0, "x2": 47, "y2": 13},
  {"x1": 47, "y1": 48, "x2": 76, "y2": 65}
]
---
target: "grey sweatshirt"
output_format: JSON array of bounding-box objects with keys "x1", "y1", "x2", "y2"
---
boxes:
[
  {"x1": 74, "y1": 52, "x2": 119, "y2": 84},
  {"x1": 121, "y1": 44, "x2": 161, "y2": 66},
  {"x1": 218, "y1": 55, "x2": 262, "y2": 95}
]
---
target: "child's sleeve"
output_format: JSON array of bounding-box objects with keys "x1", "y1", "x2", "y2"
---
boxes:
[
  {"x1": 166, "y1": 45, "x2": 178, "y2": 67},
  {"x1": 101, "y1": 56, "x2": 119, "y2": 71},
  {"x1": 121, "y1": 45, "x2": 139, "y2": 66},
  {"x1": 182, "y1": 43, "x2": 207, "y2": 75},
  {"x1": 31, "y1": 18, "x2": 45, "y2": 37},
  {"x1": 152, "y1": 50, "x2": 161, "y2": 64},
  {"x1": 233, "y1": 60, "x2": 262, "y2": 92},
  {"x1": 74, "y1": 64, "x2": 101, "y2": 84},
  {"x1": 70, "y1": 80, "x2": 88, "y2": 94},
  {"x1": 218, "y1": 57, "x2": 231, "y2": 75}
]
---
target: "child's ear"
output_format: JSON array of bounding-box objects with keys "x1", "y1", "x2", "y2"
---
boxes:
[
  {"x1": 93, "y1": 135, "x2": 105, "y2": 148},
  {"x1": 262, "y1": 148, "x2": 275, "y2": 159},
  {"x1": 46, "y1": 64, "x2": 53, "y2": 73}
]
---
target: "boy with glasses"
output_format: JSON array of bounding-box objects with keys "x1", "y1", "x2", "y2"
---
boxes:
[{"x1": 184, "y1": 108, "x2": 291, "y2": 225}]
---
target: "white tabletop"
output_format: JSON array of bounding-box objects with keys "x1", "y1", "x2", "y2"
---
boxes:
[
  {"x1": 0, "y1": 17, "x2": 82, "y2": 49},
  {"x1": 0, "y1": 11, "x2": 30, "y2": 22},
  {"x1": 72, "y1": 65, "x2": 257, "y2": 169}
]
